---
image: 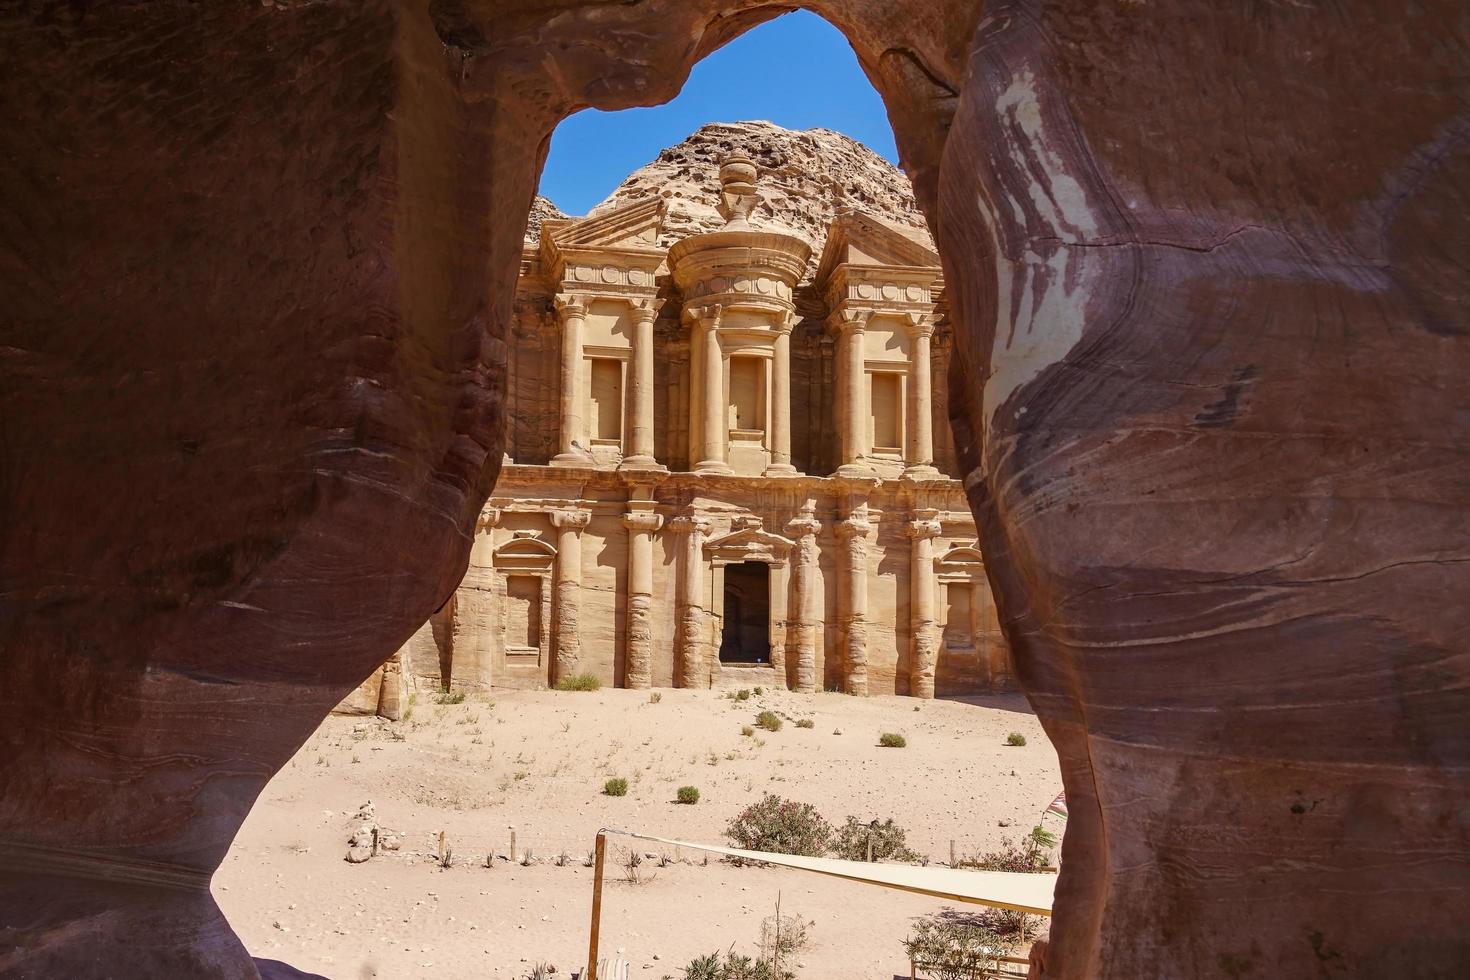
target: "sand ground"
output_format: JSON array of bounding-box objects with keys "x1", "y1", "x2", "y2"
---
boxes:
[{"x1": 217, "y1": 688, "x2": 1061, "y2": 980}]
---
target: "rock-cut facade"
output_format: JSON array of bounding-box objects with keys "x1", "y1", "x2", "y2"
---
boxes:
[{"x1": 342, "y1": 158, "x2": 1012, "y2": 717}]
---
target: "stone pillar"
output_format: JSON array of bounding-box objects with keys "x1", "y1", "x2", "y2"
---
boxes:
[
  {"x1": 375, "y1": 649, "x2": 406, "y2": 721},
  {"x1": 622, "y1": 299, "x2": 658, "y2": 468},
  {"x1": 838, "y1": 312, "x2": 873, "y2": 475},
  {"x1": 671, "y1": 516, "x2": 711, "y2": 688},
  {"x1": 767, "y1": 315, "x2": 796, "y2": 475},
  {"x1": 908, "y1": 511, "x2": 943, "y2": 699},
  {"x1": 691, "y1": 306, "x2": 731, "y2": 474},
  {"x1": 786, "y1": 504, "x2": 822, "y2": 693},
  {"x1": 551, "y1": 508, "x2": 590, "y2": 684},
  {"x1": 906, "y1": 315, "x2": 938, "y2": 476},
  {"x1": 837, "y1": 504, "x2": 872, "y2": 695},
  {"x1": 622, "y1": 507, "x2": 664, "y2": 688},
  {"x1": 551, "y1": 294, "x2": 589, "y2": 466}
]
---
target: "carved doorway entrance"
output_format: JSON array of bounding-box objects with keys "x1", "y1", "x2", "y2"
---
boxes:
[{"x1": 719, "y1": 561, "x2": 771, "y2": 664}]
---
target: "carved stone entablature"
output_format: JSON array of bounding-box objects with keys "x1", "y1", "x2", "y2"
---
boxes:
[
  {"x1": 703, "y1": 525, "x2": 794, "y2": 567},
  {"x1": 540, "y1": 198, "x2": 666, "y2": 298}
]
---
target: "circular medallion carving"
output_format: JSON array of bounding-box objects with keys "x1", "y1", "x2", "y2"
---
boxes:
[
  {"x1": 756, "y1": 277, "x2": 773, "y2": 295},
  {"x1": 629, "y1": 269, "x2": 647, "y2": 286},
  {"x1": 906, "y1": 284, "x2": 925, "y2": 302},
  {"x1": 881, "y1": 283, "x2": 900, "y2": 301},
  {"x1": 776, "y1": 282, "x2": 790, "y2": 299},
  {"x1": 712, "y1": 276, "x2": 730, "y2": 293},
  {"x1": 857, "y1": 282, "x2": 877, "y2": 300},
  {"x1": 574, "y1": 265, "x2": 594, "y2": 283},
  {"x1": 601, "y1": 265, "x2": 621, "y2": 284},
  {"x1": 734, "y1": 276, "x2": 752, "y2": 292}
]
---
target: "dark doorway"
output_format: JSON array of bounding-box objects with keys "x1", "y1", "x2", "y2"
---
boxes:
[{"x1": 719, "y1": 562, "x2": 771, "y2": 664}]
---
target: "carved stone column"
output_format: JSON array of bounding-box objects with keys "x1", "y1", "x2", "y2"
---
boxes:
[
  {"x1": 786, "y1": 504, "x2": 822, "y2": 693},
  {"x1": 689, "y1": 305, "x2": 731, "y2": 474},
  {"x1": 622, "y1": 507, "x2": 664, "y2": 688},
  {"x1": 551, "y1": 294, "x2": 589, "y2": 466},
  {"x1": 836, "y1": 503, "x2": 872, "y2": 695},
  {"x1": 551, "y1": 508, "x2": 590, "y2": 684},
  {"x1": 622, "y1": 299, "x2": 658, "y2": 468},
  {"x1": 767, "y1": 315, "x2": 796, "y2": 475},
  {"x1": 908, "y1": 510, "x2": 943, "y2": 699},
  {"x1": 837, "y1": 312, "x2": 873, "y2": 476},
  {"x1": 906, "y1": 315, "x2": 938, "y2": 477},
  {"x1": 670, "y1": 515, "x2": 712, "y2": 688}
]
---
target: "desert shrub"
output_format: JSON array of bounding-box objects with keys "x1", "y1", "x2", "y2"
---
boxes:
[
  {"x1": 726, "y1": 794, "x2": 832, "y2": 860},
  {"x1": 957, "y1": 826, "x2": 1055, "y2": 872},
  {"x1": 903, "y1": 908, "x2": 1029, "y2": 980},
  {"x1": 741, "y1": 725, "x2": 755, "y2": 737},
  {"x1": 603, "y1": 777, "x2": 629, "y2": 797},
  {"x1": 794, "y1": 718, "x2": 815, "y2": 729},
  {"x1": 1005, "y1": 731, "x2": 1026, "y2": 746},
  {"x1": 677, "y1": 785, "x2": 701, "y2": 805},
  {"x1": 556, "y1": 672, "x2": 602, "y2": 691},
  {"x1": 878, "y1": 732, "x2": 907, "y2": 748},
  {"x1": 755, "y1": 711, "x2": 783, "y2": 732},
  {"x1": 649, "y1": 691, "x2": 663, "y2": 703},
  {"x1": 759, "y1": 911, "x2": 812, "y2": 964},
  {"x1": 435, "y1": 689, "x2": 466, "y2": 705},
  {"x1": 681, "y1": 951, "x2": 793, "y2": 980},
  {"x1": 831, "y1": 816, "x2": 922, "y2": 863},
  {"x1": 734, "y1": 689, "x2": 752, "y2": 701},
  {"x1": 753, "y1": 686, "x2": 764, "y2": 696}
]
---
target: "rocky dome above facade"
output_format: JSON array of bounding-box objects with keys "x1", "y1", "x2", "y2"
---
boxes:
[{"x1": 538, "y1": 121, "x2": 933, "y2": 263}]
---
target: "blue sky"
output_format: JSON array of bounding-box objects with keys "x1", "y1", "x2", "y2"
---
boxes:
[{"x1": 537, "y1": 10, "x2": 895, "y2": 215}]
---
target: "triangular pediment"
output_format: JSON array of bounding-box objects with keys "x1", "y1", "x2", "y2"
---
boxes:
[
  {"x1": 545, "y1": 198, "x2": 665, "y2": 252},
  {"x1": 814, "y1": 210, "x2": 940, "y2": 287}
]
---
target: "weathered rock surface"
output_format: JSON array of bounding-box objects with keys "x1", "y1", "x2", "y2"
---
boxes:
[
  {"x1": 584, "y1": 120, "x2": 933, "y2": 268},
  {"x1": 524, "y1": 195, "x2": 568, "y2": 242},
  {"x1": 1, "y1": 1, "x2": 1466, "y2": 978}
]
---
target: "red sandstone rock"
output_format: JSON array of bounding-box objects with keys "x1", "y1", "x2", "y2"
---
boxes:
[{"x1": 1, "y1": 1, "x2": 1466, "y2": 977}]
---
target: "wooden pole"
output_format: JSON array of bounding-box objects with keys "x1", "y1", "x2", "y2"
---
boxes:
[
  {"x1": 509, "y1": 826, "x2": 517, "y2": 865},
  {"x1": 586, "y1": 831, "x2": 607, "y2": 980}
]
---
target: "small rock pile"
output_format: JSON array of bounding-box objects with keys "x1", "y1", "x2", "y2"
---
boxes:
[{"x1": 344, "y1": 800, "x2": 401, "y2": 863}]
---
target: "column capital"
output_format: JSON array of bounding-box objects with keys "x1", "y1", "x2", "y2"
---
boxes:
[
  {"x1": 836, "y1": 514, "x2": 872, "y2": 540},
  {"x1": 902, "y1": 311, "x2": 938, "y2": 339},
  {"x1": 669, "y1": 515, "x2": 712, "y2": 535},
  {"x1": 551, "y1": 508, "x2": 591, "y2": 530},
  {"x1": 623, "y1": 511, "x2": 665, "y2": 533},
  {"x1": 628, "y1": 297, "x2": 658, "y2": 324},
  {"x1": 832, "y1": 308, "x2": 872, "y2": 334},
  {"x1": 554, "y1": 292, "x2": 589, "y2": 319},
  {"x1": 683, "y1": 303, "x2": 723, "y2": 329},
  {"x1": 786, "y1": 514, "x2": 822, "y2": 538},
  {"x1": 477, "y1": 506, "x2": 501, "y2": 532},
  {"x1": 907, "y1": 518, "x2": 943, "y2": 540},
  {"x1": 774, "y1": 310, "x2": 796, "y2": 336}
]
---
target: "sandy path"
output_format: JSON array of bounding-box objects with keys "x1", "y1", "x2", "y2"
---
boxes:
[{"x1": 217, "y1": 688, "x2": 1061, "y2": 979}]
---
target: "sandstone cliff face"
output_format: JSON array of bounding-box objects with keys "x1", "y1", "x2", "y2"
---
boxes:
[
  {"x1": 2, "y1": 2, "x2": 1466, "y2": 978},
  {"x1": 584, "y1": 120, "x2": 933, "y2": 267},
  {"x1": 524, "y1": 194, "x2": 568, "y2": 242}
]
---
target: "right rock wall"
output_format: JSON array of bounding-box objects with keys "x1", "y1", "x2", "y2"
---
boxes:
[{"x1": 935, "y1": 1, "x2": 1470, "y2": 975}]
